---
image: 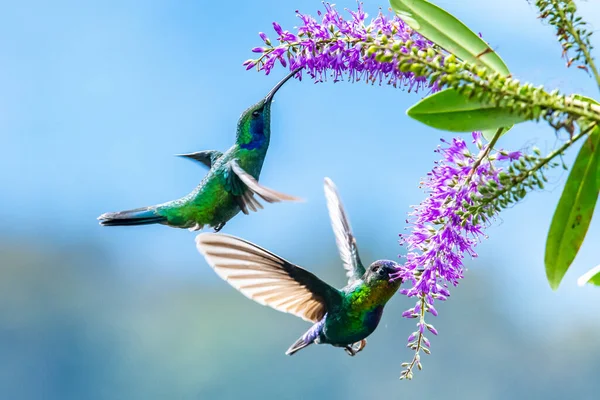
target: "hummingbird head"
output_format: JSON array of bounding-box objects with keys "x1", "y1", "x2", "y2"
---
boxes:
[
  {"x1": 364, "y1": 260, "x2": 401, "y2": 285},
  {"x1": 236, "y1": 68, "x2": 301, "y2": 149}
]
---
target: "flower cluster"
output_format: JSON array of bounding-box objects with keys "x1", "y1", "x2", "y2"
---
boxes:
[
  {"x1": 246, "y1": 4, "x2": 600, "y2": 132},
  {"x1": 393, "y1": 132, "x2": 522, "y2": 379},
  {"x1": 244, "y1": 2, "x2": 439, "y2": 92}
]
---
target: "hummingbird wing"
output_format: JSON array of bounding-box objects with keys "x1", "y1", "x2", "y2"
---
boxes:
[
  {"x1": 176, "y1": 150, "x2": 223, "y2": 169},
  {"x1": 196, "y1": 233, "x2": 342, "y2": 323},
  {"x1": 227, "y1": 159, "x2": 302, "y2": 215},
  {"x1": 323, "y1": 177, "x2": 366, "y2": 285}
]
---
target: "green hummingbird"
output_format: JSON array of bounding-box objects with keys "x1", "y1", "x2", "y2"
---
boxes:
[
  {"x1": 97, "y1": 68, "x2": 302, "y2": 232},
  {"x1": 195, "y1": 178, "x2": 402, "y2": 356}
]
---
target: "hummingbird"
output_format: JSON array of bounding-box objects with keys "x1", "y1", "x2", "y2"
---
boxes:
[
  {"x1": 195, "y1": 178, "x2": 402, "y2": 356},
  {"x1": 97, "y1": 68, "x2": 302, "y2": 232}
]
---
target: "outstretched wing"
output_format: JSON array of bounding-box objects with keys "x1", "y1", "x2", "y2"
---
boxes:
[
  {"x1": 196, "y1": 233, "x2": 342, "y2": 323},
  {"x1": 176, "y1": 150, "x2": 223, "y2": 169},
  {"x1": 224, "y1": 159, "x2": 302, "y2": 215},
  {"x1": 323, "y1": 177, "x2": 366, "y2": 285}
]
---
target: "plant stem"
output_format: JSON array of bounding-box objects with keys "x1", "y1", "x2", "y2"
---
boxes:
[
  {"x1": 411, "y1": 55, "x2": 600, "y2": 125},
  {"x1": 483, "y1": 122, "x2": 597, "y2": 204},
  {"x1": 467, "y1": 127, "x2": 504, "y2": 181},
  {"x1": 401, "y1": 295, "x2": 426, "y2": 380}
]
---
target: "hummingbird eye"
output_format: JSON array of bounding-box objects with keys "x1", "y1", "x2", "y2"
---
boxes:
[{"x1": 372, "y1": 265, "x2": 380, "y2": 273}]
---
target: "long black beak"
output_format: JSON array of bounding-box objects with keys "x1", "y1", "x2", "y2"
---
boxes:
[{"x1": 263, "y1": 67, "x2": 303, "y2": 104}]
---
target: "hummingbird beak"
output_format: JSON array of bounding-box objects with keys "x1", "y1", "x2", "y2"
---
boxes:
[{"x1": 263, "y1": 67, "x2": 302, "y2": 105}]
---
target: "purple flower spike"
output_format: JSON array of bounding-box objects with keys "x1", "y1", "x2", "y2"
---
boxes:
[
  {"x1": 396, "y1": 132, "x2": 524, "y2": 376},
  {"x1": 246, "y1": 2, "x2": 438, "y2": 93}
]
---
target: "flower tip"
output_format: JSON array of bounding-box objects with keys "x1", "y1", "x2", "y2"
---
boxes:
[
  {"x1": 243, "y1": 60, "x2": 257, "y2": 70},
  {"x1": 251, "y1": 47, "x2": 265, "y2": 53},
  {"x1": 242, "y1": 60, "x2": 260, "y2": 71},
  {"x1": 427, "y1": 305, "x2": 438, "y2": 317},
  {"x1": 426, "y1": 324, "x2": 438, "y2": 336},
  {"x1": 272, "y1": 21, "x2": 283, "y2": 35}
]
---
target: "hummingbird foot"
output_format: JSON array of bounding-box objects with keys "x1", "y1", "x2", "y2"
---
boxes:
[
  {"x1": 188, "y1": 223, "x2": 204, "y2": 232},
  {"x1": 344, "y1": 346, "x2": 357, "y2": 357},
  {"x1": 344, "y1": 339, "x2": 367, "y2": 357},
  {"x1": 213, "y1": 222, "x2": 226, "y2": 232}
]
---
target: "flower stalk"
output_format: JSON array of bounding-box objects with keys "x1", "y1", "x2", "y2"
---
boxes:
[
  {"x1": 365, "y1": 42, "x2": 600, "y2": 131},
  {"x1": 244, "y1": 3, "x2": 441, "y2": 93},
  {"x1": 535, "y1": 0, "x2": 600, "y2": 91}
]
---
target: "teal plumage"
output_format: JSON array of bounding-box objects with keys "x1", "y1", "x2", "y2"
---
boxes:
[
  {"x1": 196, "y1": 178, "x2": 402, "y2": 356},
  {"x1": 98, "y1": 68, "x2": 302, "y2": 232}
]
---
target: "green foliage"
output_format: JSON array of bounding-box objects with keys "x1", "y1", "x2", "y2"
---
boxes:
[
  {"x1": 406, "y1": 88, "x2": 527, "y2": 132},
  {"x1": 389, "y1": 0, "x2": 509, "y2": 75},
  {"x1": 390, "y1": 0, "x2": 514, "y2": 138},
  {"x1": 545, "y1": 126, "x2": 600, "y2": 290}
]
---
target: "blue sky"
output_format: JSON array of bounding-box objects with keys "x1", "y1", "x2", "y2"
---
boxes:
[{"x1": 1, "y1": 0, "x2": 600, "y2": 331}]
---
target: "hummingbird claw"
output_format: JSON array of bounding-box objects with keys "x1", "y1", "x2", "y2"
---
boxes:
[
  {"x1": 344, "y1": 346, "x2": 357, "y2": 357},
  {"x1": 354, "y1": 339, "x2": 367, "y2": 353},
  {"x1": 213, "y1": 222, "x2": 226, "y2": 232}
]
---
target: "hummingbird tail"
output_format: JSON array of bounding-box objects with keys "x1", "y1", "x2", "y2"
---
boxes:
[
  {"x1": 285, "y1": 319, "x2": 323, "y2": 356},
  {"x1": 285, "y1": 336, "x2": 314, "y2": 356},
  {"x1": 97, "y1": 207, "x2": 166, "y2": 226}
]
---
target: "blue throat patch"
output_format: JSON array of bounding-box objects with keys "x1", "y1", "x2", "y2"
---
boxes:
[{"x1": 241, "y1": 118, "x2": 267, "y2": 150}]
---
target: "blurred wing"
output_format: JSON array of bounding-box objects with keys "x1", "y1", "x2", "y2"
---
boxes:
[
  {"x1": 324, "y1": 177, "x2": 366, "y2": 284},
  {"x1": 196, "y1": 233, "x2": 342, "y2": 323},
  {"x1": 225, "y1": 160, "x2": 303, "y2": 215}
]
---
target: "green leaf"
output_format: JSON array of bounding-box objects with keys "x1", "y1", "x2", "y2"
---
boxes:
[
  {"x1": 406, "y1": 88, "x2": 529, "y2": 132},
  {"x1": 389, "y1": 0, "x2": 510, "y2": 75},
  {"x1": 545, "y1": 126, "x2": 600, "y2": 290},
  {"x1": 482, "y1": 126, "x2": 512, "y2": 142},
  {"x1": 577, "y1": 264, "x2": 600, "y2": 287}
]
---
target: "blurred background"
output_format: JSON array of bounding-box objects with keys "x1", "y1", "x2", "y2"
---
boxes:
[{"x1": 1, "y1": 0, "x2": 600, "y2": 398}]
